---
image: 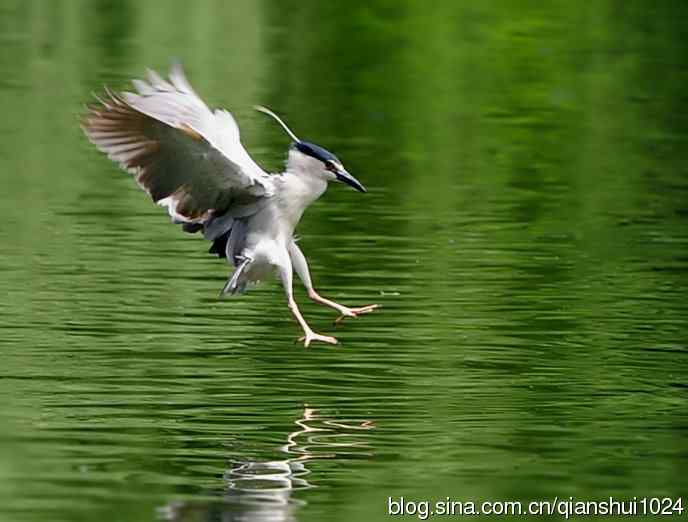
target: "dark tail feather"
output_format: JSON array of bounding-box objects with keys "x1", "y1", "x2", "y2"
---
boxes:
[
  {"x1": 209, "y1": 229, "x2": 230, "y2": 258},
  {"x1": 220, "y1": 258, "x2": 251, "y2": 297}
]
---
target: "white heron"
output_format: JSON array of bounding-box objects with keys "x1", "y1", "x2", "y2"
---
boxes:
[{"x1": 82, "y1": 64, "x2": 378, "y2": 347}]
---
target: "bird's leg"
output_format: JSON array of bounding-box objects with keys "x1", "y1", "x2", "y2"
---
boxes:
[
  {"x1": 307, "y1": 290, "x2": 379, "y2": 325},
  {"x1": 288, "y1": 298, "x2": 338, "y2": 348},
  {"x1": 288, "y1": 242, "x2": 379, "y2": 325},
  {"x1": 279, "y1": 257, "x2": 338, "y2": 348}
]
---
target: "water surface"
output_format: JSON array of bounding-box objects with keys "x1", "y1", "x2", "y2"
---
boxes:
[{"x1": 1, "y1": 1, "x2": 687, "y2": 521}]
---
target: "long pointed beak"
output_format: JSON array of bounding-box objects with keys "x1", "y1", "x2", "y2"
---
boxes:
[{"x1": 336, "y1": 169, "x2": 366, "y2": 193}]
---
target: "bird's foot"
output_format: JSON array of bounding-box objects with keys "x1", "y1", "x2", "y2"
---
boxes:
[
  {"x1": 334, "y1": 304, "x2": 380, "y2": 326},
  {"x1": 298, "y1": 331, "x2": 339, "y2": 348}
]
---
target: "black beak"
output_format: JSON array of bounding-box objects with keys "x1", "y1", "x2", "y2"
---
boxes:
[{"x1": 336, "y1": 169, "x2": 366, "y2": 193}]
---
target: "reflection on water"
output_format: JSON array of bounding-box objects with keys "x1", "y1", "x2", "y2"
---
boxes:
[{"x1": 158, "y1": 407, "x2": 374, "y2": 522}]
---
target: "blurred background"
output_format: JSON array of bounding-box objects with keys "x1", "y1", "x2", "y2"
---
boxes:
[{"x1": 0, "y1": 1, "x2": 686, "y2": 521}]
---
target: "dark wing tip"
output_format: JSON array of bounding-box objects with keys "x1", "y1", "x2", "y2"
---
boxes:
[{"x1": 80, "y1": 88, "x2": 161, "y2": 175}]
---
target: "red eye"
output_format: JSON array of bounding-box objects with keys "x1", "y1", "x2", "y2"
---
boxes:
[{"x1": 325, "y1": 162, "x2": 336, "y2": 171}]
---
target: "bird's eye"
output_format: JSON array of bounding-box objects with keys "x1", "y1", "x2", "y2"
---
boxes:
[{"x1": 325, "y1": 161, "x2": 336, "y2": 172}]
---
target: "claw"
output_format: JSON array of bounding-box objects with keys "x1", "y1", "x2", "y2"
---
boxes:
[
  {"x1": 334, "y1": 304, "x2": 380, "y2": 326},
  {"x1": 298, "y1": 331, "x2": 339, "y2": 348}
]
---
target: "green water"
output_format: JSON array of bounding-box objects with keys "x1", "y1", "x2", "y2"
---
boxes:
[{"x1": 1, "y1": 1, "x2": 687, "y2": 521}]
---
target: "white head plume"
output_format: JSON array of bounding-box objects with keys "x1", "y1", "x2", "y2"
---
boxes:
[{"x1": 254, "y1": 105, "x2": 301, "y2": 142}]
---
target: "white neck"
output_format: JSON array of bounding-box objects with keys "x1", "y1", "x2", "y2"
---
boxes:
[{"x1": 275, "y1": 150, "x2": 329, "y2": 231}]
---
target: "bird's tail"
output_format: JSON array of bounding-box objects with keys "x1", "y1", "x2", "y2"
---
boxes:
[{"x1": 220, "y1": 257, "x2": 251, "y2": 297}]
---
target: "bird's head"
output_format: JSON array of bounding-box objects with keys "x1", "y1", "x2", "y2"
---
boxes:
[{"x1": 255, "y1": 106, "x2": 366, "y2": 193}]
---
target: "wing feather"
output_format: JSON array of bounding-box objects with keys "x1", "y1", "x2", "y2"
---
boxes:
[{"x1": 81, "y1": 64, "x2": 272, "y2": 227}]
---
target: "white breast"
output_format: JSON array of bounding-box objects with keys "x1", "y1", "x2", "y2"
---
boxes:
[{"x1": 274, "y1": 171, "x2": 328, "y2": 234}]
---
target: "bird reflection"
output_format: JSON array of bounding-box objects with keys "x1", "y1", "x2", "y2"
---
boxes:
[{"x1": 158, "y1": 406, "x2": 374, "y2": 522}]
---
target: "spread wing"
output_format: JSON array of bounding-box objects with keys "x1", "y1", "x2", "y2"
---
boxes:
[{"x1": 81, "y1": 64, "x2": 273, "y2": 227}]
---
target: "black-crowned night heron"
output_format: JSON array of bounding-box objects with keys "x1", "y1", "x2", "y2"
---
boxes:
[{"x1": 81, "y1": 64, "x2": 378, "y2": 347}]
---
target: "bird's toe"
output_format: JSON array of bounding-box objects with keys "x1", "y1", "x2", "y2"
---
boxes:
[
  {"x1": 298, "y1": 332, "x2": 339, "y2": 347},
  {"x1": 335, "y1": 304, "x2": 380, "y2": 325}
]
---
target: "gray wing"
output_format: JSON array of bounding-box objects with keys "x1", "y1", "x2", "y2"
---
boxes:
[{"x1": 81, "y1": 64, "x2": 273, "y2": 228}]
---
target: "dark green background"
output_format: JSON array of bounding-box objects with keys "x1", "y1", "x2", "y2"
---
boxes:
[{"x1": 1, "y1": 1, "x2": 686, "y2": 521}]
